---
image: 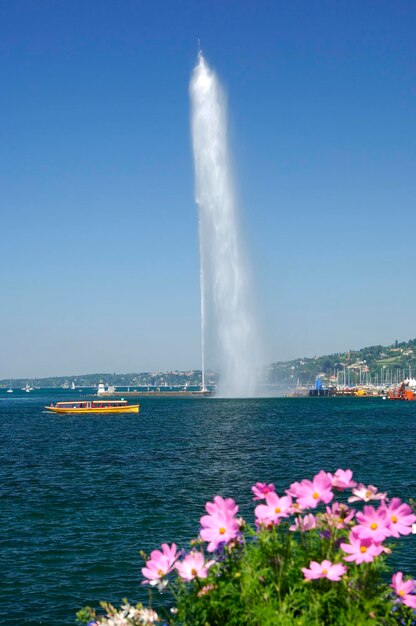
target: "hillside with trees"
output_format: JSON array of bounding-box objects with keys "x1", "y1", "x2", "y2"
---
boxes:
[
  {"x1": 2, "y1": 339, "x2": 416, "y2": 389},
  {"x1": 267, "y1": 338, "x2": 416, "y2": 387}
]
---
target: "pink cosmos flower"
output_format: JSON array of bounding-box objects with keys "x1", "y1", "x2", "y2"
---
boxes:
[
  {"x1": 286, "y1": 480, "x2": 303, "y2": 499},
  {"x1": 348, "y1": 483, "x2": 387, "y2": 503},
  {"x1": 254, "y1": 492, "x2": 292, "y2": 526},
  {"x1": 200, "y1": 510, "x2": 240, "y2": 552},
  {"x1": 289, "y1": 513, "x2": 316, "y2": 532},
  {"x1": 380, "y1": 498, "x2": 416, "y2": 538},
  {"x1": 340, "y1": 530, "x2": 384, "y2": 564},
  {"x1": 354, "y1": 505, "x2": 392, "y2": 543},
  {"x1": 205, "y1": 495, "x2": 239, "y2": 518},
  {"x1": 142, "y1": 543, "x2": 178, "y2": 585},
  {"x1": 402, "y1": 595, "x2": 416, "y2": 609},
  {"x1": 251, "y1": 482, "x2": 275, "y2": 501},
  {"x1": 302, "y1": 559, "x2": 346, "y2": 581},
  {"x1": 391, "y1": 572, "x2": 416, "y2": 609},
  {"x1": 294, "y1": 470, "x2": 334, "y2": 509},
  {"x1": 176, "y1": 551, "x2": 215, "y2": 581},
  {"x1": 330, "y1": 469, "x2": 357, "y2": 490},
  {"x1": 391, "y1": 571, "x2": 415, "y2": 596},
  {"x1": 325, "y1": 502, "x2": 355, "y2": 529}
]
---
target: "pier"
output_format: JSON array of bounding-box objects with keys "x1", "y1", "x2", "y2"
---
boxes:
[{"x1": 99, "y1": 390, "x2": 212, "y2": 398}]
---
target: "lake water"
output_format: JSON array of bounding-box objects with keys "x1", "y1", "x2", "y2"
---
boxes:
[{"x1": 1, "y1": 391, "x2": 416, "y2": 625}]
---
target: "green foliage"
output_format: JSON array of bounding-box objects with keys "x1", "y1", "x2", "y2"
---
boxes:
[
  {"x1": 169, "y1": 526, "x2": 413, "y2": 626},
  {"x1": 76, "y1": 606, "x2": 96, "y2": 623}
]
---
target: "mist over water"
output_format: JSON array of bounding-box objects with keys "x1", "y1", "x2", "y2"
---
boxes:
[{"x1": 190, "y1": 53, "x2": 260, "y2": 397}]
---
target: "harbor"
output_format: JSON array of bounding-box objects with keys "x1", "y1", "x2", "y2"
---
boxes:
[{"x1": 285, "y1": 375, "x2": 416, "y2": 399}]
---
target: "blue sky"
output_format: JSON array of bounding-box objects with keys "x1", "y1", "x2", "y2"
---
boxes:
[{"x1": 1, "y1": 0, "x2": 415, "y2": 378}]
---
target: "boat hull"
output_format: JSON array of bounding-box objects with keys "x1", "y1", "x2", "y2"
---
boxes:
[
  {"x1": 45, "y1": 405, "x2": 140, "y2": 414},
  {"x1": 388, "y1": 396, "x2": 415, "y2": 401}
]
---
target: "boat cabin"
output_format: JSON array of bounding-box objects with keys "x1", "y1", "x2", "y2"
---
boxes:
[{"x1": 54, "y1": 400, "x2": 128, "y2": 409}]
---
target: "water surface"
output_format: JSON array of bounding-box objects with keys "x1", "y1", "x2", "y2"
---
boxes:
[{"x1": 1, "y1": 393, "x2": 415, "y2": 624}]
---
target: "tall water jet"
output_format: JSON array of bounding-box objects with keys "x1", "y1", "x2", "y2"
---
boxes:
[{"x1": 190, "y1": 52, "x2": 260, "y2": 397}]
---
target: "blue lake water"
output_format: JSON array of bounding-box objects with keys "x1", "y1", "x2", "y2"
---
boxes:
[{"x1": 1, "y1": 391, "x2": 416, "y2": 625}]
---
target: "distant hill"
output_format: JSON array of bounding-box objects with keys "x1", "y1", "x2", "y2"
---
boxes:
[
  {"x1": 268, "y1": 338, "x2": 416, "y2": 387},
  {"x1": 2, "y1": 338, "x2": 416, "y2": 389},
  {"x1": 0, "y1": 370, "x2": 211, "y2": 389}
]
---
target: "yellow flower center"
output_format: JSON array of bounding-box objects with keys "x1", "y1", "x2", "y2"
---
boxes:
[
  {"x1": 313, "y1": 492, "x2": 319, "y2": 499},
  {"x1": 219, "y1": 527, "x2": 226, "y2": 535},
  {"x1": 391, "y1": 515, "x2": 398, "y2": 523},
  {"x1": 365, "y1": 490, "x2": 373, "y2": 498},
  {"x1": 360, "y1": 546, "x2": 367, "y2": 553},
  {"x1": 275, "y1": 507, "x2": 281, "y2": 513},
  {"x1": 157, "y1": 569, "x2": 164, "y2": 577},
  {"x1": 322, "y1": 568, "x2": 328, "y2": 575},
  {"x1": 370, "y1": 523, "x2": 378, "y2": 530},
  {"x1": 399, "y1": 590, "x2": 405, "y2": 596},
  {"x1": 191, "y1": 568, "x2": 198, "y2": 576}
]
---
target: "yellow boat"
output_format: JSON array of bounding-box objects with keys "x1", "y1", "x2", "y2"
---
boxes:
[{"x1": 45, "y1": 400, "x2": 140, "y2": 414}]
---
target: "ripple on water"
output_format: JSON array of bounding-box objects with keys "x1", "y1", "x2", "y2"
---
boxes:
[{"x1": 1, "y1": 395, "x2": 416, "y2": 625}]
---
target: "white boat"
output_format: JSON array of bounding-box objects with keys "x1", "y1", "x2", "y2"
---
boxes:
[
  {"x1": 71, "y1": 381, "x2": 76, "y2": 390},
  {"x1": 7, "y1": 379, "x2": 13, "y2": 393}
]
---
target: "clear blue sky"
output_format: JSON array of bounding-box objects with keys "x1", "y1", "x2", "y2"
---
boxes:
[{"x1": 1, "y1": 0, "x2": 415, "y2": 378}]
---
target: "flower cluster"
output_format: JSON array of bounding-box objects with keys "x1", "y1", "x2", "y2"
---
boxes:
[
  {"x1": 77, "y1": 602, "x2": 160, "y2": 626},
  {"x1": 248, "y1": 469, "x2": 416, "y2": 593},
  {"x1": 79, "y1": 470, "x2": 416, "y2": 626}
]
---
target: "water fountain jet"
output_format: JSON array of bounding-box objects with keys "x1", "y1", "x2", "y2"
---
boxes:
[{"x1": 190, "y1": 53, "x2": 260, "y2": 397}]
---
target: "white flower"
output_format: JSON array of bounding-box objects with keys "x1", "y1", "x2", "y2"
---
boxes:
[
  {"x1": 348, "y1": 483, "x2": 387, "y2": 503},
  {"x1": 138, "y1": 608, "x2": 159, "y2": 624},
  {"x1": 86, "y1": 602, "x2": 159, "y2": 626}
]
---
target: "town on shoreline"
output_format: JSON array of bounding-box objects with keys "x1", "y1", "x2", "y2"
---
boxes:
[{"x1": 3, "y1": 338, "x2": 415, "y2": 395}]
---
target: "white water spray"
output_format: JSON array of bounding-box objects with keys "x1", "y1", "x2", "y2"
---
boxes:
[{"x1": 190, "y1": 53, "x2": 260, "y2": 397}]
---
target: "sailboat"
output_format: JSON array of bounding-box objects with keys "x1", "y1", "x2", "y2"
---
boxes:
[{"x1": 7, "y1": 379, "x2": 13, "y2": 393}]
